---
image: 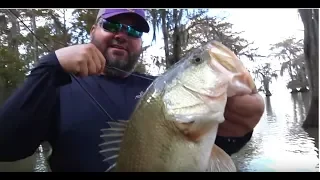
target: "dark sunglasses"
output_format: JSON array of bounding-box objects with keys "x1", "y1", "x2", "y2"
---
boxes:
[{"x1": 98, "y1": 18, "x2": 143, "y2": 38}]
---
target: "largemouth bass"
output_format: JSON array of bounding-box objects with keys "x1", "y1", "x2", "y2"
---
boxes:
[{"x1": 99, "y1": 40, "x2": 256, "y2": 172}]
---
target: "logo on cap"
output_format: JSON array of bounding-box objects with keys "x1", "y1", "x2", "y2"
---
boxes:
[{"x1": 126, "y1": 9, "x2": 135, "y2": 12}]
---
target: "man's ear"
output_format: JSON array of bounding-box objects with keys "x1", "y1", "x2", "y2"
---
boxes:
[{"x1": 89, "y1": 25, "x2": 96, "y2": 40}]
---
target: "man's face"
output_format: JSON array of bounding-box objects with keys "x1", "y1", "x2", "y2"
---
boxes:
[{"x1": 90, "y1": 13, "x2": 143, "y2": 77}]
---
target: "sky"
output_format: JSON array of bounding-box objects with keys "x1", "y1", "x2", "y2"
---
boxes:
[{"x1": 142, "y1": 8, "x2": 304, "y2": 75}]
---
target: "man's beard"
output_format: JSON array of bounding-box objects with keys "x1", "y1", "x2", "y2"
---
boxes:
[
  {"x1": 104, "y1": 49, "x2": 141, "y2": 77},
  {"x1": 91, "y1": 36, "x2": 142, "y2": 78}
]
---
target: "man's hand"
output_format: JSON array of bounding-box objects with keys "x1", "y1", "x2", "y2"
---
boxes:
[
  {"x1": 55, "y1": 43, "x2": 106, "y2": 77},
  {"x1": 218, "y1": 92, "x2": 265, "y2": 137}
]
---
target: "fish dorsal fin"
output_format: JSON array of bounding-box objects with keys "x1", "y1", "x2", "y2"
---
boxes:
[
  {"x1": 207, "y1": 144, "x2": 237, "y2": 172},
  {"x1": 99, "y1": 120, "x2": 128, "y2": 172}
]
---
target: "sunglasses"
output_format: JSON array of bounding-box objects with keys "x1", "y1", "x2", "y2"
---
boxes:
[{"x1": 98, "y1": 18, "x2": 143, "y2": 38}]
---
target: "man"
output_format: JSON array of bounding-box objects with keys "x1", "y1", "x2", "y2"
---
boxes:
[{"x1": 0, "y1": 9, "x2": 264, "y2": 172}]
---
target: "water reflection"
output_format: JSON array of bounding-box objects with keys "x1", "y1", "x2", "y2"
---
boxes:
[
  {"x1": 33, "y1": 143, "x2": 52, "y2": 172},
  {"x1": 232, "y1": 91, "x2": 319, "y2": 172},
  {"x1": 33, "y1": 151, "x2": 50, "y2": 172}
]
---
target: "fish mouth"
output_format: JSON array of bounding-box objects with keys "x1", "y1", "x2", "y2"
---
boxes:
[
  {"x1": 207, "y1": 41, "x2": 238, "y2": 73},
  {"x1": 183, "y1": 83, "x2": 227, "y2": 101},
  {"x1": 206, "y1": 41, "x2": 256, "y2": 94}
]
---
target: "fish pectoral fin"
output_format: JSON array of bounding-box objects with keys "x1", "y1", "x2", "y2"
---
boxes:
[
  {"x1": 99, "y1": 120, "x2": 128, "y2": 172},
  {"x1": 206, "y1": 144, "x2": 237, "y2": 172}
]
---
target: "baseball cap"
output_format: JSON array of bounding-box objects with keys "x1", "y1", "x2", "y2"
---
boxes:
[{"x1": 96, "y1": 9, "x2": 150, "y2": 33}]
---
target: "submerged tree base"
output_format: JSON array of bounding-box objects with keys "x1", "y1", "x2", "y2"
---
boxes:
[
  {"x1": 290, "y1": 87, "x2": 310, "y2": 93},
  {"x1": 299, "y1": 9, "x2": 319, "y2": 130},
  {"x1": 303, "y1": 97, "x2": 319, "y2": 129}
]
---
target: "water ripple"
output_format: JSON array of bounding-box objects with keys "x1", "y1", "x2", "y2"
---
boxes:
[{"x1": 233, "y1": 92, "x2": 319, "y2": 172}]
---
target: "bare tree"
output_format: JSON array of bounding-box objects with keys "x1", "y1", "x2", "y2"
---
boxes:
[{"x1": 298, "y1": 9, "x2": 318, "y2": 128}]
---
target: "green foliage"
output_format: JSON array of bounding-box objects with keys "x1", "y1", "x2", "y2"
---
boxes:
[
  {"x1": 0, "y1": 8, "x2": 272, "y2": 98},
  {"x1": 269, "y1": 37, "x2": 307, "y2": 89},
  {"x1": 0, "y1": 45, "x2": 26, "y2": 89},
  {"x1": 252, "y1": 63, "x2": 278, "y2": 96},
  {"x1": 145, "y1": 9, "x2": 263, "y2": 70},
  {"x1": 70, "y1": 9, "x2": 99, "y2": 44}
]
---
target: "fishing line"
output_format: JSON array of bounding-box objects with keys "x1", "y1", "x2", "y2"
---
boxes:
[
  {"x1": 107, "y1": 66, "x2": 154, "y2": 81},
  {"x1": 6, "y1": 9, "x2": 117, "y2": 121}
]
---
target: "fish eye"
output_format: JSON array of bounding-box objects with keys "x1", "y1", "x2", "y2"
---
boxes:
[{"x1": 192, "y1": 57, "x2": 203, "y2": 64}]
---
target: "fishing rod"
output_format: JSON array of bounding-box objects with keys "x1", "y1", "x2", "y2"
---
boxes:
[{"x1": 6, "y1": 9, "x2": 154, "y2": 121}]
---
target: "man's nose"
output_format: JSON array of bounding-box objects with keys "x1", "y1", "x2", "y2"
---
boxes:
[{"x1": 114, "y1": 30, "x2": 128, "y2": 44}]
